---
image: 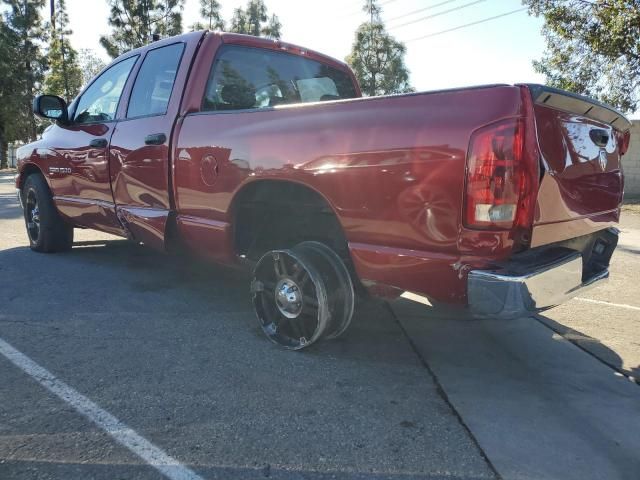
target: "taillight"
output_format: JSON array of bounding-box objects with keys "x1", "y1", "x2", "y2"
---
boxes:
[
  {"x1": 619, "y1": 130, "x2": 631, "y2": 156},
  {"x1": 464, "y1": 118, "x2": 529, "y2": 230}
]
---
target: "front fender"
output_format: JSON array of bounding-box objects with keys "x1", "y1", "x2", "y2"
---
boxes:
[{"x1": 15, "y1": 140, "x2": 51, "y2": 191}]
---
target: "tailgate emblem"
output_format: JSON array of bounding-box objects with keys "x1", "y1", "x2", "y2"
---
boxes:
[{"x1": 598, "y1": 150, "x2": 607, "y2": 171}]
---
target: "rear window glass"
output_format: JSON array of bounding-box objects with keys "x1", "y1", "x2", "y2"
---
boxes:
[{"x1": 202, "y1": 45, "x2": 357, "y2": 111}]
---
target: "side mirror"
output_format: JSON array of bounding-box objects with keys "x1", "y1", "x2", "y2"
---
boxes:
[{"x1": 33, "y1": 95, "x2": 68, "y2": 123}]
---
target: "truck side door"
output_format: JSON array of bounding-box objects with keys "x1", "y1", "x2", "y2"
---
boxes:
[
  {"x1": 48, "y1": 55, "x2": 138, "y2": 235},
  {"x1": 108, "y1": 37, "x2": 199, "y2": 251}
]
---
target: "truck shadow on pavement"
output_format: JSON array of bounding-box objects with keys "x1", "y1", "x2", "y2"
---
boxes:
[
  {"x1": 1, "y1": 239, "x2": 502, "y2": 479},
  {"x1": 616, "y1": 244, "x2": 640, "y2": 256},
  {"x1": 534, "y1": 314, "x2": 640, "y2": 382},
  {"x1": 2, "y1": 237, "x2": 638, "y2": 377},
  {"x1": 79, "y1": 240, "x2": 640, "y2": 380},
  {"x1": 389, "y1": 296, "x2": 640, "y2": 384},
  {"x1": 2, "y1": 239, "x2": 640, "y2": 480},
  {"x1": 0, "y1": 238, "x2": 440, "y2": 368},
  {"x1": 387, "y1": 298, "x2": 640, "y2": 480}
]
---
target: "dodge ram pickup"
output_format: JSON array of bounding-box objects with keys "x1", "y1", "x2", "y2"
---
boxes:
[{"x1": 16, "y1": 31, "x2": 632, "y2": 350}]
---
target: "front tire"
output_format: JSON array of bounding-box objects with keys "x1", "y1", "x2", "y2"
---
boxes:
[{"x1": 23, "y1": 174, "x2": 74, "y2": 253}]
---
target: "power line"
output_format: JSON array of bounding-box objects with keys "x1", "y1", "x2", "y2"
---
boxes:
[
  {"x1": 388, "y1": 0, "x2": 487, "y2": 30},
  {"x1": 404, "y1": 7, "x2": 528, "y2": 42},
  {"x1": 385, "y1": 0, "x2": 460, "y2": 23}
]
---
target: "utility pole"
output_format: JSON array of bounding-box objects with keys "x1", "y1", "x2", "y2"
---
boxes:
[
  {"x1": 367, "y1": 0, "x2": 376, "y2": 96},
  {"x1": 59, "y1": 3, "x2": 69, "y2": 101},
  {"x1": 50, "y1": 0, "x2": 55, "y2": 29}
]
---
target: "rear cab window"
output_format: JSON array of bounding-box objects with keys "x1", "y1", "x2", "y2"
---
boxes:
[{"x1": 202, "y1": 45, "x2": 357, "y2": 112}]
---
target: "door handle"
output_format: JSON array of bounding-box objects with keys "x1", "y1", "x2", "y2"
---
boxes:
[
  {"x1": 89, "y1": 138, "x2": 108, "y2": 148},
  {"x1": 144, "y1": 133, "x2": 167, "y2": 145}
]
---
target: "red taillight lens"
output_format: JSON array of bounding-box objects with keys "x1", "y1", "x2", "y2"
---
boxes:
[
  {"x1": 619, "y1": 130, "x2": 631, "y2": 156},
  {"x1": 464, "y1": 118, "x2": 527, "y2": 230}
]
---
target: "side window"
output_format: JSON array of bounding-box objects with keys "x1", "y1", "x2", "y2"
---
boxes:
[
  {"x1": 127, "y1": 43, "x2": 185, "y2": 119},
  {"x1": 74, "y1": 56, "x2": 137, "y2": 124},
  {"x1": 202, "y1": 45, "x2": 357, "y2": 112}
]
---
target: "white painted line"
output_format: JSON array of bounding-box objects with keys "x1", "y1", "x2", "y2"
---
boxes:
[
  {"x1": 575, "y1": 297, "x2": 640, "y2": 312},
  {"x1": 0, "y1": 337, "x2": 204, "y2": 480}
]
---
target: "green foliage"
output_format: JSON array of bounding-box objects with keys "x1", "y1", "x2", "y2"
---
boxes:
[
  {"x1": 0, "y1": 17, "x2": 19, "y2": 167},
  {"x1": 262, "y1": 14, "x2": 281, "y2": 39},
  {"x1": 0, "y1": 0, "x2": 47, "y2": 162},
  {"x1": 100, "y1": 0, "x2": 185, "y2": 58},
  {"x1": 191, "y1": 0, "x2": 225, "y2": 31},
  {"x1": 346, "y1": 1, "x2": 413, "y2": 96},
  {"x1": 523, "y1": 0, "x2": 640, "y2": 113},
  {"x1": 78, "y1": 49, "x2": 107, "y2": 87},
  {"x1": 229, "y1": 0, "x2": 281, "y2": 39},
  {"x1": 44, "y1": 0, "x2": 82, "y2": 102},
  {"x1": 229, "y1": 8, "x2": 247, "y2": 33}
]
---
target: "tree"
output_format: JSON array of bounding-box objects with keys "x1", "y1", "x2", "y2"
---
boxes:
[
  {"x1": 0, "y1": 0, "x2": 47, "y2": 164},
  {"x1": 100, "y1": 0, "x2": 185, "y2": 58},
  {"x1": 523, "y1": 0, "x2": 640, "y2": 113},
  {"x1": 346, "y1": 0, "x2": 412, "y2": 96},
  {"x1": 78, "y1": 49, "x2": 106, "y2": 87},
  {"x1": 262, "y1": 14, "x2": 281, "y2": 39},
  {"x1": 44, "y1": 0, "x2": 82, "y2": 101},
  {"x1": 228, "y1": 0, "x2": 281, "y2": 39},
  {"x1": 0, "y1": 17, "x2": 21, "y2": 168},
  {"x1": 190, "y1": 0, "x2": 225, "y2": 31},
  {"x1": 229, "y1": 7, "x2": 248, "y2": 33}
]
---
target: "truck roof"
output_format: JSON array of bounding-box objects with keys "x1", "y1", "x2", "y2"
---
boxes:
[
  {"x1": 215, "y1": 32, "x2": 353, "y2": 73},
  {"x1": 112, "y1": 30, "x2": 206, "y2": 63},
  {"x1": 111, "y1": 30, "x2": 353, "y2": 79}
]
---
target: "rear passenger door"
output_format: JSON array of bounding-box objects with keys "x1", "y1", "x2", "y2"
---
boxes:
[{"x1": 108, "y1": 40, "x2": 193, "y2": 250}]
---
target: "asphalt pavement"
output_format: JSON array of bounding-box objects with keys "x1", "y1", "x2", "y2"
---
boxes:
[{"x1": 1, "y1": 170, "x2": 639, "y2": 480}]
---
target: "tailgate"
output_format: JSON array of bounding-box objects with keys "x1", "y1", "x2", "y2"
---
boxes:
[{"x1": 526, "y1": 84, "x2": 631, "y2": 247}]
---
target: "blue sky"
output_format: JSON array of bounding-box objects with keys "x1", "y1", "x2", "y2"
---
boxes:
[{"x1": 66, "y1": 0, "x2": 547, "y2": 91}]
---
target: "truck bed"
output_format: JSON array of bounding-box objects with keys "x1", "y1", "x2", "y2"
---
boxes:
[{"x1": 174, "y1": 80, "x2": 628, "y2": 304}]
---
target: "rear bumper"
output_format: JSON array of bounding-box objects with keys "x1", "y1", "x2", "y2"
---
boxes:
[{"x1": 467, "y1": 228, "x2": 618, "y2": 318}]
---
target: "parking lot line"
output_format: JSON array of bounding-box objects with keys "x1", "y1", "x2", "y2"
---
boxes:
[
  {"x1": 575, "y1": 297, "x2": 640, "y2": 311},
  {"x1": 0, "y1": 337, "x2": 204, "y2": 480}
]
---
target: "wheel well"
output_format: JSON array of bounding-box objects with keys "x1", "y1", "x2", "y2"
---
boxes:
[
  {"x1": 233, "y1": 181, "x2": 350, "y2": 262},
  {"x1": 18, "y1": 164, "x2": 46, "y2": 192}
]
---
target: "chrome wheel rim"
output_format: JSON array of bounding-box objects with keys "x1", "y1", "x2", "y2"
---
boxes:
[
  {"x1": 26, "y1": 190, "x2": 40, "y2": 243},
  {"x1": 293, "y1": 242, "x2": 355, "y2": 340},
  {"x1": 275, "y1": 277, "x2": 303, "y2": 318},
  {"x1": 252, "y1": 249, "x2": 329, "y2": 350}
]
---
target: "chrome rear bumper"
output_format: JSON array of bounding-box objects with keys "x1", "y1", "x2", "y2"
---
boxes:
[{"x1": 468, "y1": 252, "x2": 608, "y2": 319}]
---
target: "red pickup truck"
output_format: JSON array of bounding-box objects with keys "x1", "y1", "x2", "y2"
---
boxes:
[{"x1": 16, "y1": 31, "x2": 632, "y2": 350}]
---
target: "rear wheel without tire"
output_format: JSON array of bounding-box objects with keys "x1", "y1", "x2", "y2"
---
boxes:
[
  {"x1": 251, "y1": 242, "x2": 355, "y2": 350},
  {"x1": 23, "y1": 174, "x2": 73, "y2": 253},
  {"x1": 292, "y1": 241, "x2": 355, "y2": 340}
]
